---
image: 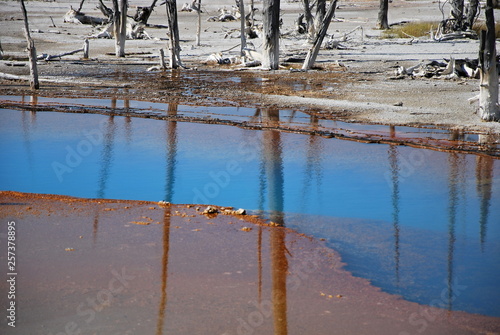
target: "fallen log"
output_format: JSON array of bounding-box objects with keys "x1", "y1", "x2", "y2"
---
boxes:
[
  {"x1": 63, "y1": 8, "x2": 108, "y2": 25},
  {"x1": 394, "y1": 57, "x2": 497, "y2": 79},
  {"x1": 36, "y1": 40, "x2": 90, "y2": 61},
  {"x1": 37, "y1": 49, "x2": 83, "y2": 61}
]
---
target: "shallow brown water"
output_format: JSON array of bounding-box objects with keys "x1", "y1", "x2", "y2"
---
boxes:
[{"x1": 1, "y1": 191, "x2": 499, "y2": 335}]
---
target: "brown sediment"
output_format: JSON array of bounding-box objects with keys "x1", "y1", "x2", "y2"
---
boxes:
[
  {"x1": 0, "y1": 190, "x2": 499, "y2": 334},
  {"x1": 1, "y1": 96, "x2": 499, "y2": 157}
]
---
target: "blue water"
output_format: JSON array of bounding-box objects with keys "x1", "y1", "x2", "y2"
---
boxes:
[{"x1": 1, "y1": 107, "x2": 499, "y2": 317}]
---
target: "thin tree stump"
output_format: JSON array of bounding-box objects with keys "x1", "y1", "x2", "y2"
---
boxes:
[
  {"x1": 20, "y1": 0, "x2": 39, "y2": 89},
  {"x1": 83, "y1": 38, "x2": 89, "y2": 59}
]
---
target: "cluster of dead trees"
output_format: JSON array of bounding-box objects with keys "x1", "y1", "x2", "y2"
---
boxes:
[{"x1": 14, "y1": 0, "x2": 500, "y2": 121}]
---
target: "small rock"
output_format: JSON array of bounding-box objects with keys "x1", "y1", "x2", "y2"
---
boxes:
[
  {"x1": 240, "y1": 227, "x2": 252, "y2": 232},
  {"x1": 202, "y1": 206, "x2": 219, "y2": 214},
  {"x1": 394, "y1": 102, "x2": 404, "y2": 107},
  {"x1": 234, "y1": 208, "x2": 246, "y2": 215},
  {"x1": 158, "y1": 200, "x2": 170, "y2": 206}
]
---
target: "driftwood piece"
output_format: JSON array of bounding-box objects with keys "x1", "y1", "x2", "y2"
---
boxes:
[
  {"x1": 37, "y1": 49, "x2": 83, "y2": 61},
  {"x1": 37, "y1": 40, "x2": 89, "y2": 61},
  {"x1": 394, "y1": 57, "x2": 494, "y2": 79},
  {"x1": 63, "y1": 8, "x2": 108, "y2": 25}
]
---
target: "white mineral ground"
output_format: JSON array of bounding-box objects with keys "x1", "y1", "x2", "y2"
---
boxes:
[{"x1": 0, "y1": 0, "x2": 499, "y2": 134}]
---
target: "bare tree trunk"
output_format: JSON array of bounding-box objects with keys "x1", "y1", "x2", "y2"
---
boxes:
[
  {"x1": 117, "y1": 0, "x2": 128, "y2": 57},
  {"x1": 250, "y1": 0, "x2": 255, "y2": 27},
  {"x1": 240, "y1": 0, "x2": 247, "y2": 55},
  {"x1": 196, "y1": 0, "x2": 201, "y2": 46},
  {"x1": 77, "y1": 0, "x2": 86, "y2": 12},
  {"x1": 465, "y1": 0, "x2": 479, "y2": 30},
  {"x1": 377, "y1": 0, "x2": 389, "y2": 29},
  {"x1": 262, "y1": 0, "x2": 280, "y2": 70},
  {"x1": 166, "y1": 0, "x2": 182, "y2": 68},
  {"x1": 302, "y1": 0, "x2": 315, "y2": 37},
  {"x1": 314, "y1": 0, "x2": 326, "y2": 33},
  {"x1": 20, "y1": 0, "x2": 39, "y2": 89},
  {"x1": 133, "y1": 0, "x2": 158, "y2": 25},
  {"x1": 478, "y1": 0, "x2": 499, "y2": 121},
  {"x1": 302, "y1": 0, "x2": 337, "y2": 70},
  {"x1": 451, "y1": 0, "x2": 464, "y2": 30}
]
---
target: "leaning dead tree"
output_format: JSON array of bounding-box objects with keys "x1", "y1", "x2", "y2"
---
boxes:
[
  {"x1": 478, "y1": 0, "x2": 499, "y2": 121},
  {"x1": 165, "y1": 0, "x2": 183, "y2": 68},
  {"x1": 20, "y1": 0, "x2": 39, "y2": 89},
  {"x1": 298, "y1": 0, "x2": 326, "y2": 38},
  {"x1": 302, "y1": 0, "x2": 338, "y2": 70},
  {"x1": 262, "y1": 0, "x2": 280, "y2": 69},
  {"x1": 133, "y1": 0, "x2": 159, "y2": 25}
]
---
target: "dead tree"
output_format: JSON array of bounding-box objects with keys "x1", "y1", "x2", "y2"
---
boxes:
[
  {"x1": 111, "y1": 0, "x2": 128, "y2": 57},
  {"x1": 196, "y1": 0, "x2": 201, "y2": 46},
  {"x1": 77, "y1": 0, "x2": 86, "y2": 13},
  {"x1": 302, "y1": 0, "x2": 338, "y2": 70},
  {"x1": 465, "y1": 0, "x2": 479, "y2": 30},
  {"x1": 20, "y1": 0, "x2": 39, "y2": 89},
  {"x1": 301, "y1": 0, "x2": 315, "y2": 36},
  {"x1": 165, "y1": 0, "x2": 182, "y2": 68},
  {"x1": 478, "y1": 0, "x2": 499, "y2": 121},
  {"x1": 450, "y1": 0, "x2": 465, "y2": 30},
  {"x1": 377, "y1": 0, "x2": 389, "y2": 29},
  {"x1": 262, "y1": 0, "x2": 280, "y2": 69},
  {"x1": 133, "y1": 0, "x2": 158, "y2": 25},
  {"x1": 314, "y1": 0, "x2": 326, "y2": 32},
  {"x1": 239, "y1": 0, "x2": 247, "y2": 54}
]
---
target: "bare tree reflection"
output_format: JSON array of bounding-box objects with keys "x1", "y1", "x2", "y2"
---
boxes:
[
  {"x1": 388, "y1": 144, "x2": 400, "y2": 287},
  {"x1": 156, "y1": 104, "x2": 178, "y2": 334},
  {"x1": 165, "y1": 104, "x2": 178, "y2": 202},
  {"x1": 446, "y1": 153, "x2": 466, "y2": 311},
  {"x1": 475, "y1": 155, "x2": 494, "y2": 250},
  {"x1": 156, "y1": 207, "x2": 171, "y2": 335},
  {"x1": 97, "y1": 116, "x2": 116, "y2": 198},
  {"x1": 261, "y1": 108, "x2": 288, "y2": 335},
  {"x1": 94, "y1": 116, "x2": 116, "y2": 242},
  {"x1": 21, "y1": 110, "x2": 35, "y2": 178},
  {"x1": 300, "y1": 128, "x2": 323, "y2": 213}
]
